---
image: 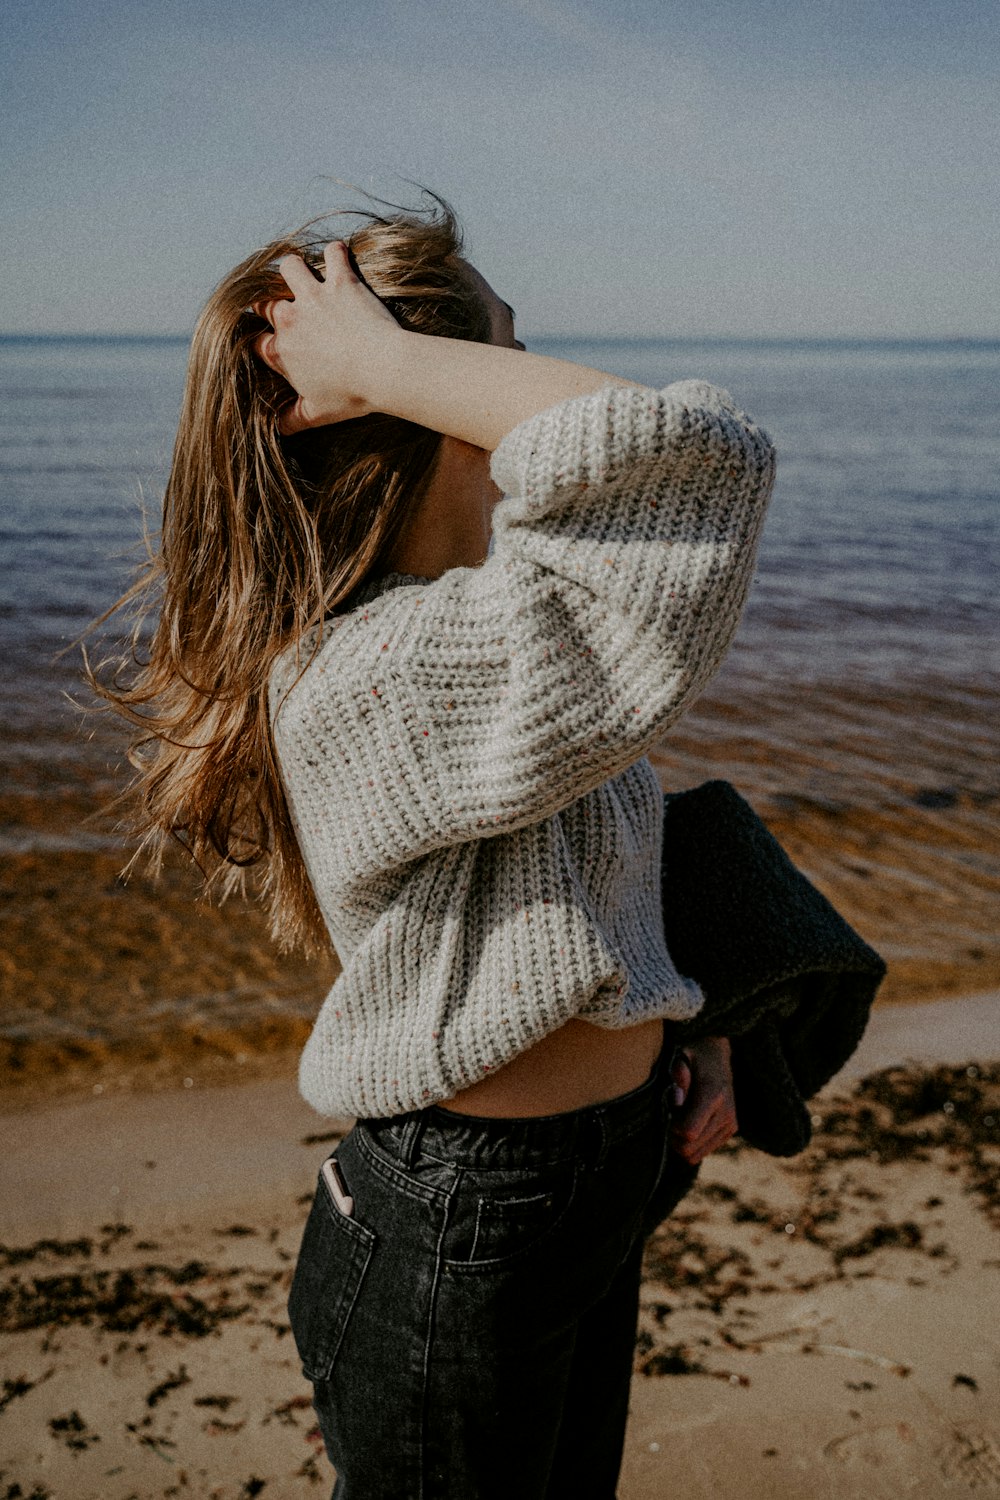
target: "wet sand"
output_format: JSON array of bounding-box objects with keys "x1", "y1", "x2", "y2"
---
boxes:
[
  {"x1": 0, "y1": 760, "x2": 339, "y2": 1104},
  {"x1": 1, "y1": 1000, "x2": 998, "y2": 1498},
  {"x1": 4, "y1": 674, "x2": 1000, "y2": 1107}
]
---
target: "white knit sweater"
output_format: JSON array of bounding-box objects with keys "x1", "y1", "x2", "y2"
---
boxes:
[{"x1": 270, "y1": 380, "x2": 776, "y2": 1119}]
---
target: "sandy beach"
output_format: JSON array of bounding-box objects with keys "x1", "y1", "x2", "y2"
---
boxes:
[{"x1": 2, "y1": 993, "x2": 998, "y2": 1499}]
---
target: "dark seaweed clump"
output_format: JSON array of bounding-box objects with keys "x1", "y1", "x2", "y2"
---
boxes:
[
  {"x1": 0, "y1": 1262, "x2": 252, "y2": 1339},
  {"x1": 48, "y1": 1409, "x2": 100, "y2": 1451},
  {"x1": 642, "y1": 1218, "x2": 760, "y2": 1315},
  {"x1": 820, "y1": 1062, "x2": 1000, "y2": 1226},
  {"x1": 0, "y1": 1376, "x2": 39, "y2": 1414},
  {"x1": 636, "y1": 1062, "x2": 1000, "y2": 1379}
]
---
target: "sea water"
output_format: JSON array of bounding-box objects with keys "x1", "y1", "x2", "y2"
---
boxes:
[
  {"x1": 2, "y1": 333, "x2": 996, "y2": 758},
  {"x1": 1, "y1": 333, "x2": 997, "y2": 1059}
]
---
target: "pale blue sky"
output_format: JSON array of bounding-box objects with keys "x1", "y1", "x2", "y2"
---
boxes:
[{"x1": 3, "y1": 0, "x2": 997, "y2": 336}]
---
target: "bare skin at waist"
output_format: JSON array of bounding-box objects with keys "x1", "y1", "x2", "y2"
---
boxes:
[
  {"x1": 437, "y1": 1015, "x2": 667, "y2": 1118},
  {"x1": 437, "y1": 1016, "x2": 735, "y2": 1166}
]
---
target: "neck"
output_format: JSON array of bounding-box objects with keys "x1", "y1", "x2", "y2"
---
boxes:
[{"x1": 386, "y1": 437, "x2": 497, "y2": 578}]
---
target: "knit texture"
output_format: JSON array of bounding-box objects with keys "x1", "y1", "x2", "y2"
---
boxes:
[{"x1": 270, "y1": 381, "x2": 776, "y2": 1119}]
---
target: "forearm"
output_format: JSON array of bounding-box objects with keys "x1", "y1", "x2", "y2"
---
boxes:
[
  {"x1": 685, "y1": 1034, "x2": 731, "y2": 1062},
  {"x1": 259, "y1": 243, "x2": 643, "y2": 444},
  {"x1": 363, "y1": 330, "x2": 640, "y2": 451}
]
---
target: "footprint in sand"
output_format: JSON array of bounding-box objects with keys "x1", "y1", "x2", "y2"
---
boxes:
[
  {"x1": 824, "y1": 1421, "x2": 919, "y2": 1468},
  {"x1": 826, "y1": 1424, "x2": 1000, "y2": 1490},
  {"x1": 938, "y1": 1429, "x2": 1000, "y2": 1489}
]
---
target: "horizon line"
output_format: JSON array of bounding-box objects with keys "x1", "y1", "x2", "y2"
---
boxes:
[{"x1": 2, "y1": 330, "x2": 999, "y2": 346}]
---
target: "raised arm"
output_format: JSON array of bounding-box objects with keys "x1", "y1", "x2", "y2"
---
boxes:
[
  {"x1": 257, "y1": 240, "x2": 639, "y2": 448},
  {"x1": 272, "y1": 378, "x2": 776, "y2": 859}
]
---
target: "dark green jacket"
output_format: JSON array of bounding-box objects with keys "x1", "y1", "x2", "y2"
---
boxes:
[{"x1": 651, "y1": 780, "x2": 886, "y2": 1221}]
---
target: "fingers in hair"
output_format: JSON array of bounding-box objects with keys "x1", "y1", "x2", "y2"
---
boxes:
[
  {"x1": 323, "y1": 239, "x2": 354, "y2": 279},
  {"x1": 277, "y1": 254, "x2": 318, "y2": 297}
]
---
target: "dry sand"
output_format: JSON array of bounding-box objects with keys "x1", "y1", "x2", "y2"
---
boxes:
[{"x1": 1, "y1": 994, "x2": 998, "y2": 1500}]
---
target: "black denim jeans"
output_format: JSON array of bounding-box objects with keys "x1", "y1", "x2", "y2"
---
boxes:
[{"x1": 287, "y1": 1031, "x2": 681, "y2": 1500}]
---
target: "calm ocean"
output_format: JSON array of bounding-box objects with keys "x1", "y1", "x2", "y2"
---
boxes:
[{"x1": 1, "y1": 331, "x2": 997, "y2": 826}]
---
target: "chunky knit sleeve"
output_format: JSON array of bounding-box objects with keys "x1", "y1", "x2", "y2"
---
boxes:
[{"x1": 272, "y1": 380, "x2": 775, "y2": 860}]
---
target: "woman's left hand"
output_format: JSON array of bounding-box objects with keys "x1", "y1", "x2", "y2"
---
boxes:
[{"x1": 669, "y1": 1035, "x2": 738, "y2": 1165}]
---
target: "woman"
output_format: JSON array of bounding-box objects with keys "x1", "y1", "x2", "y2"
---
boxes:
[{"x1": 94, "y1": 195, "x2": 775, "y2": 1498}]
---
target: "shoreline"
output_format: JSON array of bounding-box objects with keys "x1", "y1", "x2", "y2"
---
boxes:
[
  {"x1": 4, "y1": 672, "x2": 999, "y2": 1109},
  {"x1": 3, "y1": 980, "x2": 999, "y2": 1120},
  {"x1": 3, "y1": 990, "x2": 996, "y2": 1241}
]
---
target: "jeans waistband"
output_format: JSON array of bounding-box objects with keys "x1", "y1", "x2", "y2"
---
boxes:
[{"x1": 358, "y1": 1025, "x2": 680, "y2": 1173}]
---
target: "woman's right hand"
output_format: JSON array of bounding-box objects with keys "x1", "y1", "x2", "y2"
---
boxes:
[{"x1": 255, "y1": 240, "x2": 401, "y2": 435}]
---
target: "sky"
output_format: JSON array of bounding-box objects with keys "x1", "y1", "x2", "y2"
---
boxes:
[{"x1": 2, "y1": 0, "x2": 998, "y2": 337}]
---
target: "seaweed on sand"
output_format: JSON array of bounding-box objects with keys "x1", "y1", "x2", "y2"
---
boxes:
[
  {"x1": 818, "y1": 1063, "x2": 1000, "y2": 1226},
  {"x1": 0, "y1": 1262, "x2": 251, "y2": 1338}
]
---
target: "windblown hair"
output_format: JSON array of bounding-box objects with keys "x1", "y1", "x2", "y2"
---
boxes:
[{"x1": 88, "y1": 193, "x2": 492, "y2": 953}]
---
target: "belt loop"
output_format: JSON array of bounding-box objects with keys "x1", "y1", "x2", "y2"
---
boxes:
[
  {"x1": 661, "y1": 1040, "x2": 678, "y2": 1120},
  {"x1": 395, "y1": 1114, "x2": 425, "y2": 1169},
  {"x1": 661, "y1": 1079, "x2": 674, "y2": 1127},
  {"x1": 661, "y1": 1023, "x2": 680, "y2": 1076},
  {"x1": 590, "y1": 1112, "x2": 609, "y2": 1172}
]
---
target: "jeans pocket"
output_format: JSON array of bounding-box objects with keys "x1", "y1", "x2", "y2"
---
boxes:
[
  {"x1": 288, "y1": 1156, "x2": 376, "y2": 1383},
  {"x1": 442, "y1": 1162, "x2": 578, "y2": 1273}
]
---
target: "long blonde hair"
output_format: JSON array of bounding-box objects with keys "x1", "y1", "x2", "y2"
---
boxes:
[{"x1": 88, "y1": 193, "x2": 491, "y2": 953}]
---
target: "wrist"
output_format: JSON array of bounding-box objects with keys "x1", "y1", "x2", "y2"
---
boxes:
[
  {"x1": 354, "y1": 326, "x2": 421, "y2": 421},
  {"x1": 688, "y1": 1034, "x2": 731, "y2": 1060}
]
